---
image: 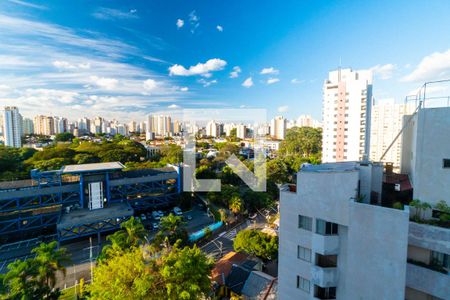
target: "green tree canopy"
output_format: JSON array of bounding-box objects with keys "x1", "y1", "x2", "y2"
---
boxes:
[
  {"x1": 233, "y1": 229, "x2": 278, "y2": 261},
  {"x1": 279, "y1": 126, "x2": 322, "y2": 157}
]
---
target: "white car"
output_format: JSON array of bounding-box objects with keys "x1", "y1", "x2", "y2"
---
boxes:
[
  {"x1": 140, "y1": 214, "x2": 147, "y2": 221},
  {"x1": 152, "y1": 211, "x2": 161, "y2": 220},
  {"x1": 173, "y1": 207, "x2": 183, "y2": 216},
  {"x1": 152, "y1": 222, "x2": 159, "y2": 230}
]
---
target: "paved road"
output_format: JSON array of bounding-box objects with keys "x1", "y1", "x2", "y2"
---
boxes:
[{"x1": 200, "y1": 214, "x2": 268, "y2": 260}]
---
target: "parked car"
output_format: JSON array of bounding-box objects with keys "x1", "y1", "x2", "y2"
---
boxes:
[
  {"x1": 152, "y1": 222, "x2": 159, "y2": 230},
  {"x1": 186, "y1": 215, "x2": 193, "y2": 221},
  {"x1": 152, "y1": 211, "x2": 161, "y2": 220},
  {"x1": 140, "y1": 214, "x2": 147, "y2": 221},
  {"x1": 173, "y1": 206, "x2": 183, "y2": 216}
]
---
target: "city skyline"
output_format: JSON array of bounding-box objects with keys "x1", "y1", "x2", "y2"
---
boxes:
[{"x1": 1, "y1": 1, "x2": 450, "y2": 122}]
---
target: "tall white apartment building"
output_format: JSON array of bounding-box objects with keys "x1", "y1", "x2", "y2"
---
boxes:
[
  {"x1": 224, "y1": 123, "x2": 236, "y2": 137},
  {"x1": 53, "y1": 116, "x2": 68, "y2": 134},
  {"x1": 279, "y1": 162, "x2": 409, "y2": 300},
  {"x1": 128, "y1": 121, "x2": 138, "y2": 133},
  {"x1": 206, "y1": 120, "x2": 223, "y2": 138},
  {"x1": 3, "y1": 106, "x2": 22, "y2": 148},
  {"x1": 77, "y1": 117, "x2": 90, "y2": 134},
  {"x1": 22, "y1": 118, "x2": 34, "y2": 135},
  {"x1": 34, "y1": 115, "x2": 55, "y2": 136},
  {"x1": 270, "y1": 116, "x2": 287, "y2": 140},
  {"x1": 236, "y1": 124, "x2": 246, "y2": 139},
  {"x1": 370, "y1": 99, "x2": 415, "y2": 169},
  {"x1": 322, "y1": 68, "x2": 373, "y2": 163},
  {"x1": 147, "y1": 115, "x2": 172, "y2": 137}
]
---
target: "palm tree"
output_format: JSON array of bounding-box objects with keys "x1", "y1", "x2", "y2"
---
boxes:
[
  {"x1": 120, "y1": 216, "x2": 147, "y2": 247},
  {"x1": 229, "y1": 195, "x2": 243, "y2": 215},
  {"x1": 32, "y1": 241, "x2": 71, "y2": 289}
]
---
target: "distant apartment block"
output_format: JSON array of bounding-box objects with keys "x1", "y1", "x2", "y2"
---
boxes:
[
  {"x1": 270, "y1": 116, "x2": 287, "y2": 140},
  {"x1": 297, "y1": 114, "x2": 322, "y2": 128},
  {"x1": 3, "y1": 106, "x2": 22, "y2": 148},
  {"x1": 370, "y1": 99, "x2": 415, "y2": 169},
  {"x1": 322, "y1": 68, "x2": 373, "y2": 162}
]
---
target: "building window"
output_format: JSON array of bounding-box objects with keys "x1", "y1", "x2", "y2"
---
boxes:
[
  {"x1": 298, "y1": 215, "x2": 312, "y2": 231},
  {"x1": 431, "y1": 251, "x2": 449, "y2": 270},
  {"x1": 297, "y1": 246, "x2": 312, "y2": 262},
  {"x1": 316, "y1": 219, "x2": 338, "y2": 235},
  {"x1": 443, "y1": 159, "x2": 450, "y2": 168},
  {"x1": 296, "y1": 276, "x2": 310, "y2": 293},
  {"x1": 314, "y1": 286, "x2": 336, "y2": 299},
  {"x1": 316, "y1": 253, "x2": 337, "y2": 268}
]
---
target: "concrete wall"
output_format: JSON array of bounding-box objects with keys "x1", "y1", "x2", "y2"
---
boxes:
[
  {"x1": 406, "y1": 263, "x2": 450, "y2": 300},
  {"x1": 408, "y1": 221, "x2": 450, "y2": 255},
  {"x1": 402, "y1": 107, "x2": 450, "y2": 206},
  {"x1": 342, "y1": 202, "x2": 409, "y2": 300}
]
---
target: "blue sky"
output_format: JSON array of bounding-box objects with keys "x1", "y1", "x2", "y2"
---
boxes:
[{"x1": 1, "y1": 0, "x2": 450, "y2": 122}]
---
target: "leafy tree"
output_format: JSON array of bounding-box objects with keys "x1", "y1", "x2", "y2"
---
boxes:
[
  {"x1": 229, "y1": 195, "x2": 244, "y2": 215},
  {"x1": 160, "y1": 243, "x2": 213, "y2": 300},
  {"x1": 1, "y1": 242, "x2": 70, "y2": 299},
  {"x1": 195, "y1": 165, "x2": 216, "y2": 179},
  {"x1": 32, "y1": 241, "x2": 70, "y2": 289},
  {"x1": 243, "y1": 189, "x2": 274, "y2": 212},
  {"x1": 233, "y1": 229, "x2": 278, "y2": 260},
  {"x1": 74, "y1": 153, "x2": 100, "y2": 164},
  {"x1": 90, "y1": 243, "x2": 213, "y2": 300},
  {"x1": 159, "y1": 144, "x2": 183, "y2": 164},
  {"x1": 266, "y1": 158, "x2": 291, "y2": 184},
  {"x1": 279, "y1": 126, "x2": 322, "y2": 157},
  {"x1": 218, "y1": 208, "x2": 228, "y2": 223},
  {"x1": 54, "y1": 132, "x2": 74, "y2": 142},
  {"x1": 89, "y1": 247, "x2": 163, "y2": 300},
  {"x1": 100, "y1": 217, "x2": 147, "y2": 260},
  {"x1": 154, "y1": 214, "x2": 188, "y2": 247}
]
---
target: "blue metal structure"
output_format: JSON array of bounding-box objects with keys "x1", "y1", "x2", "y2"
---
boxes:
[{"x1": 0, "y1": 163, "x2": 180, "y2": 244}]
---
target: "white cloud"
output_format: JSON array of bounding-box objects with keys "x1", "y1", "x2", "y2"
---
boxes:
[
  {"x1": 92, "y1": 7, "x2": 138, "y2": 20},
  {"x1": 176, "y1": 19, "x2": 184, "y2": 29},
  {"x1": 216, "y1": 25, "x2": 223, "y2": 32},
  {"x1": 229, "y1": 66, "x2": 241, "y2": 78},
  {"x1": 168, "y1": 104, "x2": 180, "y2": 109},
  {"x1": 291, "y1": 78, "x2": 303, "y2": 84},
  {"x1": 370, "y1": 63, "x2": 396, "y2": 80},
  {"x1": 53, "y1": 60, "x2": 91, "y2": 70},
  {"x1": 189, "y1": 10, "x2": 200, "y2": 33},
  {"x1": 90, "y1": 76, "x2": 118, "y2": 90},
  {"x1": 267, "y1": 78, "x2": 280, "y2": 85},
  {"x1": 278, "y1": 105, "x2": 289, "y2": 112},
  {"x1": 242, "y1": 77, "x2": 253, "y2": 88},
  {"x1": 402, "y1": 49, "x2": 450, "y2": 82},
  {"x1": 7, "y1": 0, "x2": 47, "y2": 10},
  {"x1": 169, "y1": 58, "x2": 227, "y2": 76},
  {"x1": 198, "y1": 78, "x2": 217, "y2": 87},
  {"x1": 260, "y1": 67, "x2": 279, "y2": 75},
  {"x1": 180, "y1": 87, "x2": 189, "y2": 92},
  {"x1": 143, "y1": 79, "x2": 157, "y2": 91}
]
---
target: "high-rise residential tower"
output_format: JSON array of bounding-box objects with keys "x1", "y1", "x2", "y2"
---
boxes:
[
  {"x1": 322, "y1": 68, "x2": 373, "y2": 162},
  {"x1": 270, "y1": 116, "x2": 287, "y2": 140},
  {"x1": 370, "y1": 99, "x2": 415, "y2": 168},
  {"x1": 3, "y1": 106, "x2": 22, "y2": 148}
]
